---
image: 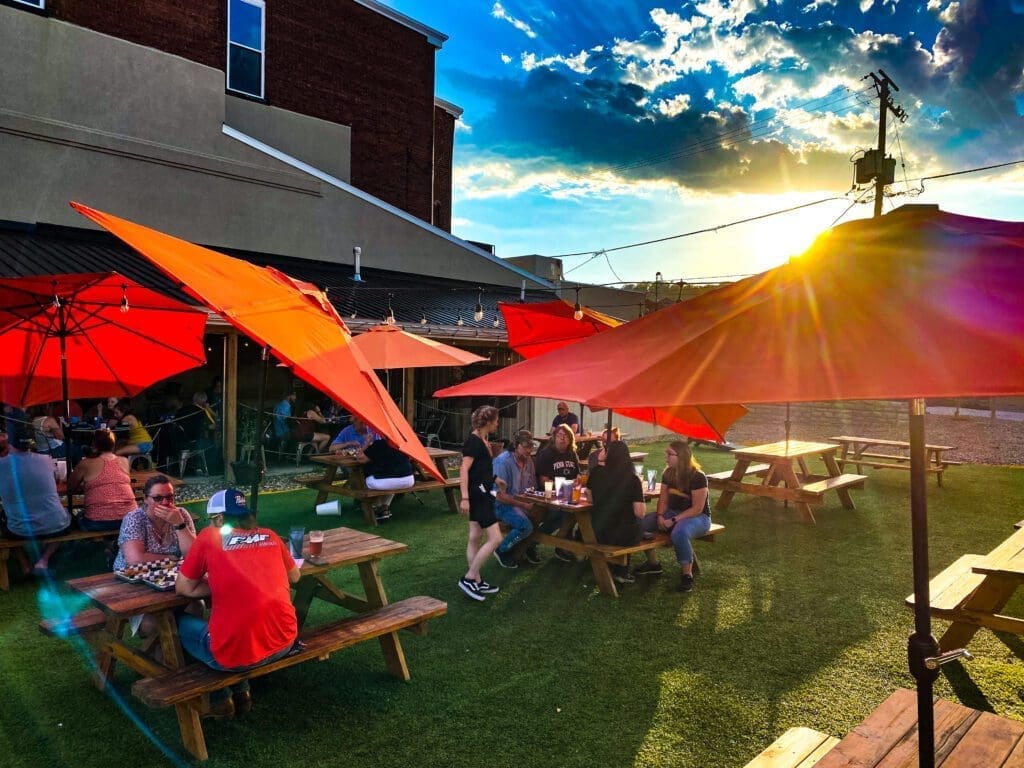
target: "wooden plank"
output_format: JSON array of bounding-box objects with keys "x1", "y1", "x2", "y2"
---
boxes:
[
  {"x1": 905, "y1": 555, "x2": 987, "y2": 613},
  {"x1": 941, "y1": 711, "x2": 1024, "y2": 767},
  {"x1": 744, "y1": 727, "x2": 839, "y2": 768},
  {"x1": 39, "y1": 608, "x2": 107, "y2": 637},
  {"x1": 829, "y1": 436, "x2": 955, "y2": 451},
  {"x1": 707, "y1": 463, "x2": 771, "y2": 481},
  {"x1": 132, "y1": 596, "x2": 448, "y2": 707},
  {"x1": 0, "y1": 527, "x2": 116, "y2": 551},
  {"x1": 800, "y1": 475, "x2": 867, "y2": 494},
  {"x1": 974, "y1": 528, "x2": 1024, "y2": 576},
  {"x1": 814, "y1": 689, "x2": 920, "y2": 768}
]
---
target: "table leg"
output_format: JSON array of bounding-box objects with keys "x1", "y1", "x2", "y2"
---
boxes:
[
  {"x1": 822, "y1": 454, "x2": 856, "y2": 510},
  {"x1": 715, "y1": 458, "x2": 752, "y2": 510},
  {"x1": 92, "y1": 617, "x2": 127, "y2": 689},
  {"x1": 836, "y1": 443, "x2": 850, "y2": 472},
  {"x1": 154, "y1": 610, "x2": 208, "y2": 762},
  {"x1": 0, "y1": 549, "x2": 9, "y2": 592},
  {"x1": 938, "y1": 574, "x2": 1018, "y2": 653},
  {"x1": 292, "y1": 576, "x2": 319, "y2": 630},
  {"x1": 929, "y1": 449, "x2": 944, "y2": 488},
  {"x1": 313, "y1": 465, "x2": 339, "y2": 506},
  {"x1": 796, "y1": 457, "x2": 811, "y2": 480},
  {"x1": 574, "y1": 509, "x2": 618, "y2": 597},
  {"x1": 779, "y1": 463, "x2": 816, "y2": 523},
  {"x1": 358, "y1": 560, "x2": 409, "y2": 681},
  {"x1": 433, "y1": 458, "x2": 460, "y2": 514}
]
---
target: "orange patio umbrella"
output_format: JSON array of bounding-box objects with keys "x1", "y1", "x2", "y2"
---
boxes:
[
  {"x1": 71, "y1": 203, "x2": 444, "y2": 502},
  {"x1": 352, "y1": 324, "x2": 487, "y2": 369},
  {"x1": 435, "y1": 299, "x2": 747, "y2": 443}
]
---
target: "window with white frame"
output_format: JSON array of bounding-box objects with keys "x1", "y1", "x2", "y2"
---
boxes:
[
  {"x1": 227, "y1": 0, "x2": 265, "y2": 98},
  {"x1": 11, "y1": 0, "x2": 46, "y2": 8}
]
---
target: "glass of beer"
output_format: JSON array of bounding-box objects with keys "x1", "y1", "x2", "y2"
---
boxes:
[
  {"x1": 309, "y1": 530, "x2": 324, "y2": 558},
  {"x1": 571, "y1": 484, "x2": 582, "y2": 504},
  {"x1": 578, "y1": 472, "x2": 588, "y2": 487}
]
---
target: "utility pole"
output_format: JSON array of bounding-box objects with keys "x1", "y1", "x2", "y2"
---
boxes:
[{"x1": 865, "y1": 70, "x2": 905, "y2": 217}]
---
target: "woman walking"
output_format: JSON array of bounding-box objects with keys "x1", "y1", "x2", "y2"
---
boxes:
[{"x1": 457, "y1": 405, "x2": 502, "y2": 601}]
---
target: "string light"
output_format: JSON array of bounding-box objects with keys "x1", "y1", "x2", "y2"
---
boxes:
[
  {"x1": 573, "y1": 287, "x2": 583, "y2": 321},
  {"x1": 385, "y1": 294, "x2": 395, "y2": 325},
  {"x1": 120, "y1": 283, "x2": 130, "y2": 314},
  {"x1": 456, "y1": 311, "x2": 464, "y2": 327},
  {"x1": 492, "y1": 314, "x2": 500, "y2": 328},
  {"x1": 420, "y1": 308, "x2": 428, "y2": 326},
  {"x1": 474, "y1": 289, "x2": 484, "y2": 322}
]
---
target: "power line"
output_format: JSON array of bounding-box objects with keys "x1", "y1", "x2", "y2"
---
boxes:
[{"x1": 548, "y1": 195, "x2": 846, "y2": 259}]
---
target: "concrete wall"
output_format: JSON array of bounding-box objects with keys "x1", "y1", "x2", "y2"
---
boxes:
[
  {"x1": 0, "y1": 8, "x2": 546, "y2": 288},
  {"x1": 51, "y1": 0, "x2": 438, "y2": 221}
]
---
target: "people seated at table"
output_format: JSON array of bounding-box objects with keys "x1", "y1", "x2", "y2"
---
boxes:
[
  {"x1": 112, "y1": 400, "x2": 154, "y2": 459},
  {"x1": 30, "y1": 405, "x2": 67, "y2": 458},
  {"x1": 549, "y1": 401, "x2": 580, "y2": 435},
  {"x1": 112, "y1": 474, "x2": 196, "y2": 571},
  {"x1": 587, "y1": 441, "x2": 645, "y2": 584},
  {"x1": 330, "y1": 416, "x2": 379, "y2": 453},
  {"x1": 536, "y1": 424, "x2": 581, "y2": 486},
  {"x1": 175, "y1": 488, "x2": 300, "y2": 719},
  {"x1": 356, "y1": 435, "x2": 415, "y2": 521},
  {"x1": 457, "y1": 405, "x2": 503, "y2": 602},
  {"x1": 66, "y1": 429, "x2": 136, "y2": 532},
  {"x1": 272, "y1": 391, "x2": 296, "y2": 445},
  {"x1": 493, "y1": 431, "x2": 540, "y2": 568},
  {"x1": 587, "y1": 426, "x2": 621, "y2": 471},
  {"x1": 293, "y1": 401, "x2": 330, "y2": 454},
  {"x1": 85, "y1": 396, "x2": 121, "y2": 427},
  {"x1": 635, "y1": 440, "x2": 711, "y2": 593},
  {"x1": 0, "y1": 424, "x2": 72, "y2": 575}
]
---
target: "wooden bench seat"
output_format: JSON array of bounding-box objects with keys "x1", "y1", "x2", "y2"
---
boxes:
[
  {"x1": 301, "y1": 475, "x2": 460, "y2": 525},
  {"x1": 39, "y1": 607, "x2": 108, "y2": 637},
  {"x1": 744, "y1": 727, "x2": 839, "y2": 768},
  {"x1": 707, "y1": 463, "x2": 770, "y2": 481},
  {"x1": 1, "y1": 527, "x2": 117, "y2": 592},
  {"x1": 904, "y1": 554, "x2": 986, "y2": 617},
  {"x1": 588, "y1": 523, "x2": 726, "y2": 559},
  {"x1": 799, "y1": 474, "x2": 866, "y2": 495},
  {"x1": 132, "y1": 596, "x2": 447, "y2": 760}
]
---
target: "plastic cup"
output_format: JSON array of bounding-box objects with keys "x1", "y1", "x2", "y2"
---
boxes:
[
  {"x1": 289, "y1": 526, "x2": 305, "y2": 559},
  {"x1": 571, "y1": 485, "x2": 581, "y2": 503},
  {"x1": 543, "y1": 480, "x2": 554, "y2": 499},
  {"x1": 309, "y1": 530, "x2": 324, "y2": 557}
]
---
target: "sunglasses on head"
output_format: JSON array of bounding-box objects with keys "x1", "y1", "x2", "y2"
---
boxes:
[{"x1": 148, "y1": 493, "x2": 176, "y2": 503}]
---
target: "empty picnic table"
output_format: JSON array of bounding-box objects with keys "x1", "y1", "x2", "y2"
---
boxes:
[
  {"x1": 707, "y1": 440, "x2": 866, "y2": 523},
  {"x1": 830, "y1": 435, "x2": 960, "y2": 486},
  {"x1": 52, "y1": 526, "x2": 445, "y2": 761},
  {"x1": 304, "y1": 446, "x2": 460, "y2": 525}
]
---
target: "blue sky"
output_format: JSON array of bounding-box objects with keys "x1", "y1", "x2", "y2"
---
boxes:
[{"x1": 384, "y1": 0, "x2": 1024, "y2": 287}]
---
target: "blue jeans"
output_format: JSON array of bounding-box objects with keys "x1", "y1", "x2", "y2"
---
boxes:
[
  {"x1": 640, "y1": 512, "x2": 711, "y2": 565},
  {"x1": 177, "y1": 614, "x2": 294, "y2": 672},
  {"x1": 77, "y1": 516, "x2": 122, "y2": 532},
  {"x1": 494, "y1": 504, "x2": 533, "y2": 553}
]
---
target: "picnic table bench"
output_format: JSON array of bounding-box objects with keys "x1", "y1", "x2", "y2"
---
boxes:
[
  {"x1": 906, "y1": 526, "x2": 1024, "y2": 653},
  {"x1": 303, "y1": 447, "x2": 460, "y2": 525},
  {"x1": 514, "y1": 492, "x2": 723, "y2": 597},
  {"x1": 744, "y1": 727, "x2": 839, "y2": 767},
  {"x1": 44, "y1": 526, "x2": 446, "y2": 761},
  {"x1": 708, "y1": 440, "x2": 866, "y2": 523},
  {"x1": 830, "y1": 435, "x2": 960, "y2": 487}
]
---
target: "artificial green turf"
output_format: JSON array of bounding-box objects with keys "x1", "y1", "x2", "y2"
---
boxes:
[{"x1": 2, "y1": 443, "x2": 1023, "y2": 767}]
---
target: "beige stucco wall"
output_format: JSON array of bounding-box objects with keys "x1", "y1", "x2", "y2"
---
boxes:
[{"x1": 0, "y1": 7, "x2": 546, "y2": 288}]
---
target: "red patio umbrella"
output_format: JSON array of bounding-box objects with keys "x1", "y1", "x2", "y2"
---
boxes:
[
  {"x1": 352, "y1": 324, "x2": 487, "y2": 370},
  {"x1": 499, "y1": 299, "x2": 623, "y2": 358},
  {"x1": 456, "y1": 204, "x2": 1024, "y2": 768},
  {"x1": 0, "y1": 272, "x2": 207, "y2": 410},
  {"x1": 70, "y1": 203, "x2": 445, "y2": 505}
]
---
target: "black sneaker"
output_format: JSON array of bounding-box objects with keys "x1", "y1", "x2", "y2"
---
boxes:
[
  {"x1": 494, "y1": 550, "x2": 519, "y2": 569},
  {"x1": 677, "y1": 574, "x2": 695, "y2": 593},
  {"x1": 476, "y1": 580, "x2": 500, "y2": 595},
  {"x1": 634, "y1": 561, "x2": 663, "y2": 576},
  {"x1": 458, "y1": 577, "x2": 485, "y2": 601},
  {"x1": 554, "y1": 547, "x2": 576, "y2": 562},
  {"x1": 612, "y1": 568, "x2": 636, "y2": 584},
  {"x1": 524, "y1": 545, "x2": 541, "y2": 565}
]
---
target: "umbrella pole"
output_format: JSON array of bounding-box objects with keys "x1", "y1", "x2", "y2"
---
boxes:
[
  {"x1": 250, "y1": 346, "x2": 270, "y2": 513},
  {"x1": 907, "y1": 398, "x2": 938, "y2": 768},
  {"x1": 57, "y1": 299, "x2": 75, "y2": 514}
]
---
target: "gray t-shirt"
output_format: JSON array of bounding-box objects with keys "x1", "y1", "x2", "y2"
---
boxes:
[{"x1": 0, "y1": 452, "x2": 71, "y2": 537}]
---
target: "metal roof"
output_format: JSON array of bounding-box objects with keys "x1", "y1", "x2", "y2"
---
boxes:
[{"x1": 0, "y1": 222, "x2": 551, "y2": 337}]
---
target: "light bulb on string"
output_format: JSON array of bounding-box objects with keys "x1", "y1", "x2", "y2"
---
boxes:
[
  {"x1": 456, "y1": 311, "x2": 464, "y2": 327},
  {"x1": 473, "y1": 289, "x2": 484, "y2": 322},
  {"x1": 420, "y1": 308, "x2": 428, "y2": 326},
  {"x1": 120, "y1": 283, "x2": 130, "y2": 314},
  {"x1": 572, "y1": 287, "x2": 583, "y2": 321},
  {"x1": 492, "y1": 314, "x2": 500, "y2": 328}
]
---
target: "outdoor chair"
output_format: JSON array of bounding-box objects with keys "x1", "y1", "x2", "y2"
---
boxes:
[{"x1": 179, "y1": 440, "x2": 209, "y2": 476}]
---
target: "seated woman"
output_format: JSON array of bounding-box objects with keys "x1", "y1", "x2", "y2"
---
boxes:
[
  {"x1": 31, "y1": 405, "x2": 66, "y2": 458},
  {"x1": 112, "y1": 400, "x2": 153, "y2": 459},
  {"x1": 536, "y1": 423, "x2": 581, "y2": 486},
  {"x1": 293, "y1": 401, "x2": 330, "y2": 454},
  {"x1": 66, "y1": 429, "x2": 136, "y2": 532},
  {"x1": 0, "y1": 426, "x2": 72, "y2": 575},
  {"x1": 586, "y1": 441, "x2": 645, "y2": 584},
  {"x1": 112, "y1": 474, "x2": 196, "y2": 571},
  {"x1": 356, "y1": 435, "x2": 415, "y2": 522},
  {"x1": 635, "y1": 440, "x2": 711, "y2": 593}
]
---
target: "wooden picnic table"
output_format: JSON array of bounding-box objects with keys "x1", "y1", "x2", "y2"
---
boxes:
[
  {"x1": 830, "y1": 435, "x2": 959, "y2": 487},
  {"x1": 910, "y1": 526, "x2": 1024, "y2": 654},
  {"x1": 307, "y1": 446, "x2": 460, "y2": 525},
  {"x1": 812, "y1": 687, "x2": 1024, "y2": 767},
  {"x1": 707, "y1": 440, "x2": 867, "y2": 524},
  {"x1": 63, "y1": 526, "x2": 420, "y2": 759}
]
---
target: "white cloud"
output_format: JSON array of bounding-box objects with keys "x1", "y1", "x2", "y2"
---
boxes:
[
  {"x1": 656, "y1": 93, "x2": 692, "y2": 116},
  {"x1": 801, "y1": 0, "x2": 838, "y2": 12},
  {"x1": 491, "y1": 2, "x2": 536, "y2": 39},
  {"x1": 521, "y1": 47, "x2": 595, "y2": 74},
  {"x1": 451, "y1": 216, "x2": 473, "y2": 229},
  {"x1": 693, "y1": 0, "x2": 766, "y2": 30},
  {"x1": 938, "y1": 1, "x2": 959, "y2": 24},
  {"x1": 859, "y1": 0, "x2": 874, "y2": 11},
  {"x1": 500, "y1": 53, "x2": 512, "y2": 64},
  {"x1": 455, "y1": 119, "x2": 472, "y2": 134}
]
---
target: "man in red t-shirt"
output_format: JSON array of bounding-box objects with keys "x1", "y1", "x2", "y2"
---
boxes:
[{"x1": 176, "y1": 488, "x2": 300, "y2": 718}]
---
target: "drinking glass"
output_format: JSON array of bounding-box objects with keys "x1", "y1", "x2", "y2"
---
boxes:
[
  {"x1": 289, "y1": 526, "x2": 305, "y2": 559},
  {"x1": 543, "y1": 480, "x2": 554, "y2": 498},
  {"x1": 309, "y1": 530, "x2": 324, "y2": 557},
  {"x1": 647, "y1": 468, "x2": 657, "y2": 492}
]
